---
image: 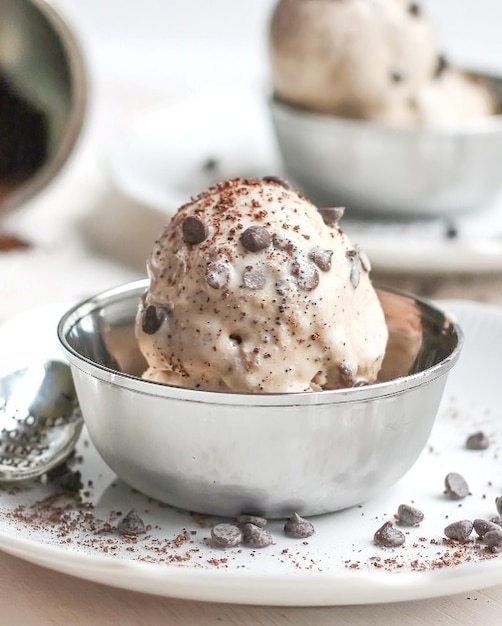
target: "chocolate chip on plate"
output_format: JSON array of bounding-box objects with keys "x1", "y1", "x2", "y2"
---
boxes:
[
  {"x1": 240, "y1": 226, "x2": 271, "y2": 252},
  {"x1": 241, "y1": 523, "x2": 273, "y2": 548},
  {"x1": 483, "y1": 528, "x2": 502, "y2": 553},
  {"x1": 396, "y1": 503, "x2": 424, "y2": 526},
  {"x1": 496, "y1": 496, "x2": 502, "y2": 515},
  {"x1": 473, "y1": 518, "x2": 501, "y2": 538},
  {"x1": 211, "y1": 523, "x2": 243, "y2": 548},
  {"x1": 319, "y1": 207, "x2": 345, "y2": 226},
  {"x1": 141, "y1": 304, "x2": 168, "y2": 335},
  {"x1": 47, "y1": 462, "x2": 83, "y2": 493},
  {"x1": 236, "y1": 514, "x2": 268, "y2": 528},
  {"x1": 284, "y1": 512, "x2": 315, "y2": 538},
  {"x1": 444, "y1": 520, "x2": 473, "y2": 542},
  {"x1": 117, "y1": 510, "x2": 147, "y2": 536},
  {"x1": 408, "y1": 2, "x2": 422, "y2": 16},
  {"x1": 182, "y1": 216, "x2": 208, "y2": 244},
  {"x1": 374, "y1": 521, "x2": 405, "y2": 548},
  {"x1": 309, "y1": 247, "x2": 333, "y2": 272},
  {"x1": 465, "y1": 431, "x2": 489, "y2": 450},
  {"x1": 444, "y1": 472, "x2": 469, "y2": 499}
]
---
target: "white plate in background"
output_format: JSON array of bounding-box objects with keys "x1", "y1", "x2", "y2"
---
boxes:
[
  {"x1": 106, "y1": 88, "x2": 502, "y2": 274},
  {"x1": 2, "y1": 300, "x2": 502, "y2": 604}
]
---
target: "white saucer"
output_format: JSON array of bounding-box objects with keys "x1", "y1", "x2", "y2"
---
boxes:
[
  {"x1": 106, "y1": 88, "x2": 502, "y2": 274},
  {"x1": 1, "y1": 300, "x2": 502, "y2": 605}
]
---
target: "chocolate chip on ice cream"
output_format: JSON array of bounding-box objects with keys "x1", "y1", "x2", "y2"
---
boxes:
[
  {"x1": 240, "y1": 226, "x2": 272, "y2": 253},
  {"x1": 182, "y1": 216, "x2": 208, "y2": 244}
]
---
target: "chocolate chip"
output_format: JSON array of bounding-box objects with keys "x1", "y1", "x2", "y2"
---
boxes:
[
  {"x1": 309, "y1": 247, "x2": 333, "y2": 272},
  {"x1": 240, "y1": 226, "x2": 271, "y2": 252},
  {"x1": 444, "y1": 520, "x2": 473, "y2": 542},
  {"x1": 390, "y1": 70, "x2": 404, "y2": 83},
  {"x1": 206, "y1": 259, "x2": 231, "y2": 290},
  {"x1": 473, "y1": 518, "x2": 501, "y2": 538},
  {"x1": 291, "y1": 260, "x2": 319, "y2": 291},
  {"x1": 284, "y1": 512, "x2": 315, "y2": 538},
  {"x1": 374, "y1": 521, "x2": 405, "y2": 548},
  {"x1": 483, "y1": 528, "x2": 502, "y2": 553},
  {"x1": 211, "y1": 523, "x2": 243, "y2": 548},
  {"x1": 319, "y1": 207, "x2": 345, "y2": 226},
  {"x1": 203, "y1": 157, "x2": 219, "y2": 172},
  {"x1": 229, "y1": 333, "x2": 242, "y2": 346},
  {"x1": 496, "y1": 496, "x2": 502, "y2": 515},
  {"x1": 355, "y1": 244, "x2": 371, "y2": 272},
  {"x1": 142, "y1": 305, "x2": 168, "y2": 335},
  {"x1": 242, "y1": 265, "x2": 266, "y2": 290},
  {"x1": 262, "y1": 175, "x2": 291, "y2": 189},
  {"x1": 346, "y1": 249, "x2": 361, "y2": 288},
  {"x1": 408, "y1": 2, "x2": 421, "y2": 16},
  {"x1": 117, "y1": 510, "x2": 146, "y2": 536},
  {"x1": 47, "y1": 463, "x2": 83, "y2": 493},
  {"x1": 444, "y1": 472, "x2": 469, "y2": 499},
  {"x1": 396, "y1": 504, "x2": 424, "y2": 526},
  {"x1": 466, "y1": 431, "x2": 489, "y2": 450},
  {"x1": 273, "y1": 234, "x2": 295, "y2": 255},
  {"x1": 182, "y1": 216, "x2": 208, "y2": 244},
  {"x1": 444, "y1": 221, "x2": 458, "y2": 240},
  {"x1": 338, "y1": 362, "x2": 356, "y2": 387},
  {"x1": 435, "y1": 54, "x2": 448, "y2": 78},
  {"x1": 241, "y1": 523, "x2": 273, "y2": 548},
  {"x1": 353, "y1": 379, "x2": 368, "y2": 387},
  {"x1": 236, "y1": 514, "x2": 268, "y2": 528},
  {"x1": 491, "y1": 515, "x2": 502, "y2": 527}
]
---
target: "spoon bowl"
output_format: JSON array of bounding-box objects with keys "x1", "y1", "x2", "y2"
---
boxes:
[{"x1": 0, "y1": 359, "x2": 83, "y2": 482}]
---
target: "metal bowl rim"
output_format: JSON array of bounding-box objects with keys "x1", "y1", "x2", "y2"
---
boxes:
[{"x1": 57, "y1": 279, "x2": 463, "y2": 407}]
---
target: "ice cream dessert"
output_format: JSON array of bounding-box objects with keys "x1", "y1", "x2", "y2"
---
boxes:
[
  {"x1": 136, "y1": 177, "x2": 388, "y2": 393},
  {"x1": 269, "y1": 0, "x2": 496, "y2": 126}
]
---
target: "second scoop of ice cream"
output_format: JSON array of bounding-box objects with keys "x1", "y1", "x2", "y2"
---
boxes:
[{"x1": 136, "y1": 177, "x2": 388, "y2": 393}]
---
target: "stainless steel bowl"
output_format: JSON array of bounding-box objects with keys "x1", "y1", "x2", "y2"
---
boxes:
[
  {"x1": 270, "y1": 71, "x2": 502, "y2": 218},
  {"x1": 57, "y1": 279, "x2": 462, "y2": 518},
  {"x1": 0, "y1": 0, "x2": 87, "y2": 211}
]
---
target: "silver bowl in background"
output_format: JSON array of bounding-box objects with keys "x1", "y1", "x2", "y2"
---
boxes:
[
  {"x1": 270, "y1": 71, "x2": 502, "y2": 218},
  {"x1": 57, "y1": 279, "x2": 462, "y2": 519},
  {"x1": 0, "y1": 0, "x2": 87, "y2": 211}
]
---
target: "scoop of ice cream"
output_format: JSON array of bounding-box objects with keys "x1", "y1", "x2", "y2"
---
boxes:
[
  {"x1": 269, "y1": 0, "x2": 495, "y2": 126},
  {"x1": 136, "y1": 177, "x2": 388, "y2": 393}
]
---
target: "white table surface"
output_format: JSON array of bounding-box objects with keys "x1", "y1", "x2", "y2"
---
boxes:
[{"x1": 3, "y1": 1, "x2": 502, "y2": 622}]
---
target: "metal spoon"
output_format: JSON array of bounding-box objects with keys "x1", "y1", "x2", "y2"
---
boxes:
[{"x1": 0, "y1": 360, "x2": 83, "y2": 482}]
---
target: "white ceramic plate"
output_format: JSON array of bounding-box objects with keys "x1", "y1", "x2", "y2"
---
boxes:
[
  {"x1": 107, "y1": 89, "x2": 502, "y2": 275},
  {"x1": 1, "y1": 301, "x2": 502, "y2": 606}
]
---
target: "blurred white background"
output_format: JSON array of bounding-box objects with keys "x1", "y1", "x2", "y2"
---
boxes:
[{"x1": 55, "y1": 0, "x2": 502, "y2": 97}]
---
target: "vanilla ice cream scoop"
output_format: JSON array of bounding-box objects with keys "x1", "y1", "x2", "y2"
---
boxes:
[
  {"x1": 270, "y1": 0, "x2": 495, "y2": 126},
  {"x1": 136, "y1": 177, "x2": 388, "y2": 393}
]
